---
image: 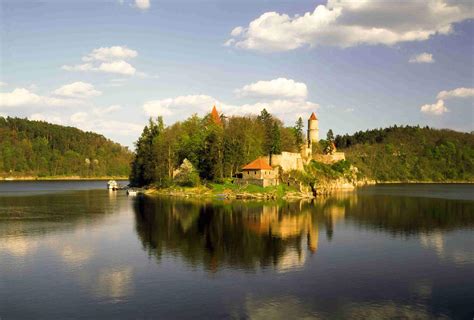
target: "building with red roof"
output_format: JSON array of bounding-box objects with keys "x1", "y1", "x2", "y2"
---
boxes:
[{"x1": 240, "y1": 158, "x2": 278, "y2": 187}]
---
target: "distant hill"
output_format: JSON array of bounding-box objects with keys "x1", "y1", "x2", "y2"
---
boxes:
[
  {"x1": 335, "y1": 126, "x2": 474, "y2": 182},
  {"x1": 0, "y1": 117, "x2": 132, "y2": 178}
]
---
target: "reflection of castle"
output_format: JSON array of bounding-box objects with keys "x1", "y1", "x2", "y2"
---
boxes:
[{"x1": 245, "y1": 205, "x2": 319, "y2": 253}]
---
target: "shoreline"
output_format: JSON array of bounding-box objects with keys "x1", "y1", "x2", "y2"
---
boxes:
[
  {"x1": 374, "y1": 180, "x2": 474, "y2": 184},
  {"x1": 144, "y1": 180, "x2": 473, "y2": 201},
  {"x1": 0, "y1": 176, "x2": 129, "y2": 181}
]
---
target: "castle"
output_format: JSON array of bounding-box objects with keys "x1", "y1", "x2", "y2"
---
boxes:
[{"x1": 238, "y1": 111, "x2": 345, "y2": 187}]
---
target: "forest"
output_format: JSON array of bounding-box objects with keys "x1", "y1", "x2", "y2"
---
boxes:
[
  {"x1": 130, "y1": 109, "x2": 302, "y2": 187},
  {"x1": 336, "y1": 125, "x2": 474, "y2": 181},
  {"x1": 0, "y1": 117, "x2": 132, "y2": 178}
]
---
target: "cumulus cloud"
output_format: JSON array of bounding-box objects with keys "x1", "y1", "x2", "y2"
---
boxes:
[
  {"x1": 420, "y1": 86, "x2": 473, "y2": 115},
  {"x1": 53, "y1": 82, "x2": 102, "y2": 99},
  {"x1": 226, "y1": 0, "x2": 474, "y2": 52},
  {"x1": 409, "y1": 52, "x2": 434, "y2": 63},
  {"x1": 62, "y1": 46, "x2": 139, "y2": 76},
  {"x1": 93, "y1": 105, "x2": 122, "y2": 116},
  {"x1": 420, "y1": 99, "x2": 449, "y2": 115},
  {"x1": 98, "y1": 60, "x2": 136, "y2": 75},
  {"x1": 82, "y1": 46, "x2": 137, "y2": 62},
  {"x1": 30, "y1": 110, "x2": 141, "y2": 138},
  {"x1": 235, "y1": 78, "x2": 308, "y2": 100},
  {"x1": 135, "y1": 0, "x2": 150, "y2": 10},
  {"x1": 143, "y1": 95, "x2": 218, "y2": 117},
  {"x1": 30, "y1": 113, "x2": 64, "y2": 124},
  {"x1": 0, "y1": 88, "x2": 81, "y2": 108},
  {"x1": 142, "y1": 94, "x2": 319, "y2": 124},
  {"x1": 70, "y1": 112, "x2": 89, "y2": 123},
  {"x1": 437, "y1": 87, "x2": 474, "y2": 100}
]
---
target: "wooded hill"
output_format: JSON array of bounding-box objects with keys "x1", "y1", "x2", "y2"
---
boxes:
[
  {"x1": 335, "y1": 126, "x2": 474, "y2": 182},
  {"x1": 0, "y1": 117, "x2": 132, "y2": 178}
]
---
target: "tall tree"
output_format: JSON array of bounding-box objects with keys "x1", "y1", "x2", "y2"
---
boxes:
[{"x1": 293, "y1": 117, "x2": 304, "y2": 147}]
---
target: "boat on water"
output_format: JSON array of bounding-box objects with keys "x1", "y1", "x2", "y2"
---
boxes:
[
  {"x1": 107, "y1": 180, "x2": 118, "y2": 190},
  {"x1": 127, "y1": 189, "x2": 139, "y2": 196}
]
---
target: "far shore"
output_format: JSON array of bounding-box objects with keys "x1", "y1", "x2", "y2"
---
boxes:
[
  {"x1": 0, "y1": 176, "x2": 129, "y2": 181},
  {"x1": 375, "y1": 180, "x2": 474, "y2": 184}
]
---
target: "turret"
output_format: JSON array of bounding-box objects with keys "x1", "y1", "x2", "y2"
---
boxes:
[{"x1": 307, "y1": 112, "x2": 319, "y2": 148}]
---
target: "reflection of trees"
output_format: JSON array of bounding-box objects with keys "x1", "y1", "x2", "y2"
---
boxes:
[
  {"x1": 133, "y1": 198, "x2": 322, "y2": 272},
  {"x1": 134, "y1": 192, "x2": 474, "y2": 272},
  {"x1": 343, "y1": 195, "x2": 474, "y2": 235}
]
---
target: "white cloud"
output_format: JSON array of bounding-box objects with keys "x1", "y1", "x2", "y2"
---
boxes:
[
  {"x1": 226, "y1": 0, "x2": 474, "y2": 52},
  {"x1": 142, "y1": 94, "x2": 319, "y2": 125},
  {"x1": 235, "y1": 78, "x2": 308, "y2": 100},
  {"x1": 420, "y1": 99, "x2": 449, "y2": 115},
  {"x1": 437, "y1": 87, "x2": 474, "y2": 100},
  {"x1": 70, "y1": 112, "x2": 89, "y2": 123},
  {"x1": 0, "y1": 81, "x2": 7, "y2": 87},
  {"x1": 143, "y1": 95, "x2": 218, "y2": 117},
  {"x1": 0, "y1": 88, "x2": 81, "y2": 108},
  {"x1": 61, "y1": 63, "x2": 96, "y2": 72},
  {"x1": 62, "y1": 46, "x2": 139, "y2": 76},
  {"x1": 53, "y1": 82, "x2": 102, "y2": 99},
  {"x1": 98, "y1": 60, "x2": 136, "y2": 75},
  {"x1": 420, "y1": 86, "x2": 473, "y2": 116},
  {"x1": 30, "y1": 110, "x2": 141, "y2": 138},
  {"x1": 30, "y1": 113, "x2": 64, "y2": 124},
  {"x1": 135, "y1": 0, "x2": 150, "y2": 10},
  {"x1": 82, "y1": 46, "x2": 138, "y2": 62},
  {"x1": 230, "y1": 26, "x2": 244, "y2": 37},
  {"x1": 409, "y1": 52, "x2": 434, "y2": 63},
  {"x1": 93, "y1": 105, "x2": 122, "y2": 116}
]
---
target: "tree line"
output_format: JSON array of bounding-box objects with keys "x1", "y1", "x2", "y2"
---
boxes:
[
  {"x1": 130, "y1": 109, "x2": 305, "y2": 187},
  {"x1": 0, "y1": 117, "x2": 132, "y2": 177},
  {"x1": 335, "y1": 125, "x2": 474, "y2": 181}
]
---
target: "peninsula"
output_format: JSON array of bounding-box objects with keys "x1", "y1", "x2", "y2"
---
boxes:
[{"x1": 130, "y1": 107, "x2": 474, "y2": 199}]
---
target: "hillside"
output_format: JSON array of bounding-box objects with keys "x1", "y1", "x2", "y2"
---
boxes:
[
  {"x1": 0, "y1": 117, "x2": 132, "y2": 178},
  {"x1": 335, "y1": 126, "x2": 474, "y2": 182}
]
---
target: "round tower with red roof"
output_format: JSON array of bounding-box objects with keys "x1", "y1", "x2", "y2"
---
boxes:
[{"x1": 307, "y1": 112, "x2": 319, "y2": 148}]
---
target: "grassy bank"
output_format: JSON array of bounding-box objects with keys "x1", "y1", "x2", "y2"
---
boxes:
[{"x1": 145, "y1": 181, "x2": 310, "y2": 200}]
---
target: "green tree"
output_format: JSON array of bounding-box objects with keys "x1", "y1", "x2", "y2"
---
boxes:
[{"x1": 293, "y1": 117, "x2": 304, "y2": 147}]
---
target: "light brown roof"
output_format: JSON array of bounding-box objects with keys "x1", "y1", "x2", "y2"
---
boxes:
[
  {"x1": 242, "y1": 158, "x2": 273, "y2": 170},
  {"x1": 309, "y1": 112, "x2": 318, "y2": 120},
  {"x1": 211, "y1": 105, "x2": 222, "y2": 125}
]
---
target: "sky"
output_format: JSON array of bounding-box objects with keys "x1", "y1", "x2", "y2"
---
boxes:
[{"x1": 0, "y1": 0, "x2": 473, "y2": 148}]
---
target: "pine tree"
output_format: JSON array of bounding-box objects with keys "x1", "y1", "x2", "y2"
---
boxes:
[{"x1": 293, "y1": 117, "x2": 304, "y2": 147}]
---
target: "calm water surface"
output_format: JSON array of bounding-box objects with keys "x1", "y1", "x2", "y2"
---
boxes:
[{"x1": 0, "y1": 182, "x2": 473, "y2": 319}]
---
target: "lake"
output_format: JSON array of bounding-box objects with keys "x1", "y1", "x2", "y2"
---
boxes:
[{"x1": 0, "y1": 181, "x2": 473, "y2": 319}]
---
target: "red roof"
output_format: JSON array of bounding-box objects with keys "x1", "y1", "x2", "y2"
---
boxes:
[
  {"x1": 309, "y1": 112, "x2": 318, "y2": 120},
  {"x1": 211, "y1": 105, "x2": 222, "y2": 125},
  {"x1": 242, "y1": 158, "x2": 273, "y2": 170}
]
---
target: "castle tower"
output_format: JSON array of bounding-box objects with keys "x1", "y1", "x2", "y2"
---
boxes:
[{"x1": 307, "y1": 112, "x2": 319, "y2": 148}]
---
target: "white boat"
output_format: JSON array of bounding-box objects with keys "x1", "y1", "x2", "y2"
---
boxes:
[
  {"x1": 107, "y1": 180, "x2": 118, "y2": 190},
  {"x1": 127, "y1": 189, "x2": 138, "y2": 196}
]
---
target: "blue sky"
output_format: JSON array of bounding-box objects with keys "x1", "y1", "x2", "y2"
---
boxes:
[{"x1": 1, "y1": 0, "x2": 473, "y2": 147}]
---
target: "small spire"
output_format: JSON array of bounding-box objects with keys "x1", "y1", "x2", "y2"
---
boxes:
[
  {"x1": 309, "y1": 112, "x2": 318, "y2": 120},
  {"x1": 211, "y1": 105, "x2": 222, "y2": 125}
]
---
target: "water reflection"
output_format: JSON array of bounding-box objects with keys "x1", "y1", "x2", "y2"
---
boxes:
[
  {"x1": 0, "y1": 184, "x2": 473, "y2": 319},
  {"x1": 134, "y1": 193, "x2": 474, "y2": 272}
]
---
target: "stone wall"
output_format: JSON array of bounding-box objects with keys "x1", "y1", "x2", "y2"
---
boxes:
[
  {"x1": 235, "y1": 178, "x2": 278, "y2": 187},
  {"x1": 264, "y1": 152, "x2": 306, "y2": 172},
  {"x1": 313, "y1": 152, "x2": 345, "y2": 164}
]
